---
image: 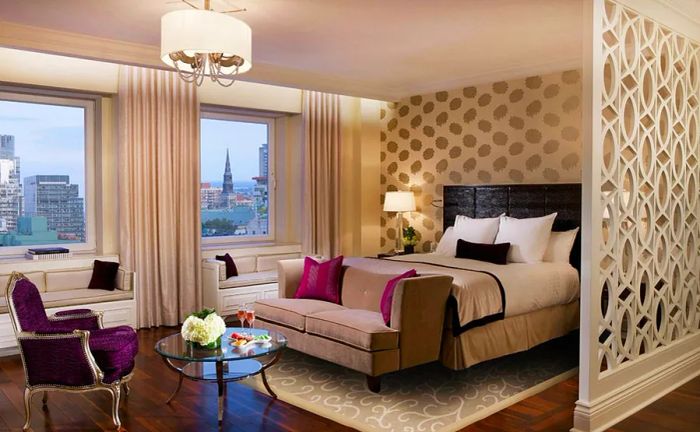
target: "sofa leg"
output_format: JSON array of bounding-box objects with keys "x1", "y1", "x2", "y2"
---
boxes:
[{"x1": 366, "y1": 375, "x2": 381, "y2": 393}]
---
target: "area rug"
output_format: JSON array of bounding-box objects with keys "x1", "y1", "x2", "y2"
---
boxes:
[{"x1": 243, "y1": 334, "x2": 578, "y2": 432}]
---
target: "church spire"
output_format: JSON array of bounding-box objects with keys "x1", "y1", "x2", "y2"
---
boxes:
[{"x1": 222, "y1": 148, "x2": 234, "y2": 195}]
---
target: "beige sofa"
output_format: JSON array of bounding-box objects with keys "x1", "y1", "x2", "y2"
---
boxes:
[
  {"x1": 255, "y1": 258, "x2": 453, "y2": 392},
  {"x1": 201, "y1": 252, "x2": 301, "y2": 316},
  {"x1": 0, "y1": 265, "x2": 136, "y2": 351}
]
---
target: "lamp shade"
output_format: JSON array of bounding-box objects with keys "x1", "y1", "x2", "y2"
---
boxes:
[
  {"x1": 383, "y1": 191, "x2": 416, "y2": 212},
  {"x1": 161, "y1": 10, "x2": 253, "y2": 74}
]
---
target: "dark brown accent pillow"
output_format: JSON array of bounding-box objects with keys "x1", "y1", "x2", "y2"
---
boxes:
[
  {"x1": 456, "y1": 239, "x2": 511, "y2": 265},
  {"x1": 215, "y1": 253, "x2": 238, "y2": 278},
  {"x1": 88, "y1": 260, "x2": 120, "y2": 291}
]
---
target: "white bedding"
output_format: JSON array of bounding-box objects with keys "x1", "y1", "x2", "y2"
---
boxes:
[{"x1": 344, "y1": 254, "x2": 580, "y2": 328}]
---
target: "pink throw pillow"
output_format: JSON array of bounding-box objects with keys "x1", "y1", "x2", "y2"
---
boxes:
[
  {"x1": 380, "y1": 269, "x2": 417, "y2": 325},
  {"x1": 294, "y1": 256, "x2": 344, "y2": 303}
]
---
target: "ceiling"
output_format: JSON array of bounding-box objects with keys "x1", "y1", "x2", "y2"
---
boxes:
[{"x1": 0, "y1": 0, "x2": 590, "y2": 100}]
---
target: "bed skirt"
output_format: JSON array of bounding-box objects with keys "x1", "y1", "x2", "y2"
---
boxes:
[{"x1": 440, "y1": 300, "x2": 580, "y2": 370}]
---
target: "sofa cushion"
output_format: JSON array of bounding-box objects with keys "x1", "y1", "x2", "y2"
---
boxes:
[
  {"x1": 233, "y1": 256, "x2": 257, "y2": 274},
  {"x1": 0, "y1": 272, "x2": 46, "y2": 294},
  {"x1": 256, "y1": 253, "x2": 301, "y2": 272},
  {"x1": 46, "y1": 269, "x2": 93, "y2": 292},
  {"x1": 255, "y1": 298, "x2": 346, "y2": 331},
  {"x1": 340, "y1": 267, "x2": 398, "y2": 313},
  {"x1": 0, "y1": 288, "x2": 134, "y2": 314},
  {"x1": 219, "y1": 270, "x2": 278, "y2": 289},
  {"x1": 306, "y1": 309, "x2": 399, "y2": 351}
]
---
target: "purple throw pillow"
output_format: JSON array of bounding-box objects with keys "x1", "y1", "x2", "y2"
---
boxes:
[
  {"x1": 215, "y1": 253, "x2": 238, "y2": 278},
  {"x1": 294, "y1": 256, "x2": 344, "y2": 303},
  {"x1": 380, "y1": 269, "x2": 417, "y2": 325},
  {"x1": 88, "y1": 260, "x2": 119, "y2": 291}
]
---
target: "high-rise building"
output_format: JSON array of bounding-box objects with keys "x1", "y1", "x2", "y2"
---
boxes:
[
  {"x1": 0, "y1": 135, "x2": 22, "y2": 232},
  {"x1": 200, "y1": 182, "x2": 223, "y2": 209},
  {"x1": 23, "y1": 175, "x2": 85, "y2": 241},
  {"x1": 258, "y1": 143, "x2": 268, "y2": 179}
]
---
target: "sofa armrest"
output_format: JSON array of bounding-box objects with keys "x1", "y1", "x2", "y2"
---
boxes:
[
  {"x1": 116, "y1": 268, "x2": 134, "y2": 291},
  {"x1": 389, "y1": 274, "x2": 453, "y2": 369},
  {"x1": 203, "y1": 259, "x2": 226, "y2": 281},
  {"x1": 278, "y1": 258, "x2": 305, "y2": 298}
]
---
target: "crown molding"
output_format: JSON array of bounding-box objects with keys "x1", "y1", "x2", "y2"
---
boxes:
[{"x1": 0, "y1": 21, "x2": 163, "y2": 69}]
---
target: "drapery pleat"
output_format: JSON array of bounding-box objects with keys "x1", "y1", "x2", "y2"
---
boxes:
[
  {"x1": 302, "y1": 91, "x2": 342, "y2": 258},
  {"x1": 118, "y1": 65, "x2": 202, "y2": 328}
]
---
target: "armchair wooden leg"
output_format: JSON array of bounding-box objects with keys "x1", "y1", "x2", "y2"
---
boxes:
[
  {"x1": 22, "y1": 388, "x2": 32, "y2": 431},
  {"x1": 366, "y1": 375, "x2": 381, "y2": 393},
  {"x1": 109, "y1": 385, "x2": 122, "y2": 429},
  {"x1": 122, "y1": 382, "x2": 131, "y2": 396}
]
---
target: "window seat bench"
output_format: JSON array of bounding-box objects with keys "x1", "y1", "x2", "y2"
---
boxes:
[
  {"x1": 0, "y1": 266, "x2": 137, "y2": 353},
  {"x1": 202, "y1": 252, "x2": 301, "y2": 316}
]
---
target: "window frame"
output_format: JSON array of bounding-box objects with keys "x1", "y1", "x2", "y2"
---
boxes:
[
  {"x1": 200, "y1": 109, "x2": 276, "y2": 246},
  {"x1": 0, "y1": 87, "x2": 97, "y2": 256}
]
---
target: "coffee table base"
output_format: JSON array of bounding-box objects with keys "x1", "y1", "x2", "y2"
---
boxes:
[{"x1": 162, "y1": 351, "x2": 281, "y2": 424}]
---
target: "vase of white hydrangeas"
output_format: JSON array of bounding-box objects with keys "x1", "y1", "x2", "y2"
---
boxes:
[{"x1": 181, "y1": 308, "x2": 227, "y2": 349}]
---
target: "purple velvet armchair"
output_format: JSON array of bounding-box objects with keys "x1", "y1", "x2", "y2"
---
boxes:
[{"x1": 5, "y1": 272, "x2": 138, "y2": 430}]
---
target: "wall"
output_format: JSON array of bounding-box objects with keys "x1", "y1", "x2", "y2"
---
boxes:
[
  {"x1": 339, "y1": 96, "x2": 383, "y2": 257},
  {"x1": 575, "y1": 0, "x2": 700, "y2": 430},
  {"x1": 380, "y1": 70, "x2": 583, "y2": 252}
]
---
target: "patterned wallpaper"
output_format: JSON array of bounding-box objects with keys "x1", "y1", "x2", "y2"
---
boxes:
[{"x1": 380, "y1": 70, "x2": 582, "y2": 251}]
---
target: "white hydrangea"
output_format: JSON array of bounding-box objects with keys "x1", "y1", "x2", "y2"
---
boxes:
[{"x1": 182, "y1": 313, "x2": 226, "y2": 345}]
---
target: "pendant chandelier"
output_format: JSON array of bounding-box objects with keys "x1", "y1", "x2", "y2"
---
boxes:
[{"x1": 160, "y1": 0, "x2": 252, "y2": 87}]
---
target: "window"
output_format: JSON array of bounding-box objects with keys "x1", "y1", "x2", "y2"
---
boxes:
[
  {"x1": 200, "y1": 111, "x2": 274, "y2": 242},
  {"x1": 0, "y1": 89, "x2": 95, "y2": 253}
]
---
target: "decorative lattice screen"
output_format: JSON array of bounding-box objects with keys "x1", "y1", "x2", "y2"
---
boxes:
[{"x1": 598, "y1": 0, "x2": 700, "y2": 373}]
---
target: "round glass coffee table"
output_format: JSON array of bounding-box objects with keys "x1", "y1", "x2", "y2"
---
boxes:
[{"x1": 155, "y1": 327, "x2": 287, "y2": 424}]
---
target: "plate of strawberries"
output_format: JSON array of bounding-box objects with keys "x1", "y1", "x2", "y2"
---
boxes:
[{"x1": 228, "y1": 332, "x2": 272, "y2": 348}]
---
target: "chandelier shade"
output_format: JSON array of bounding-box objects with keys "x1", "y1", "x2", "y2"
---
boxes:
[{"x1": 161, "y1": 9, "x2": 252, "y2": 85}]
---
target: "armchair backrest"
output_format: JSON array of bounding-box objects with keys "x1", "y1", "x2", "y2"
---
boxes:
[{"x1": 5, "y1": 273, "x2": 49, "y2": 334}]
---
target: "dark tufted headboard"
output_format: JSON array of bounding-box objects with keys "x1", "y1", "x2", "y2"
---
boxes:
[{"x1": 442, "y1": 183, "x2": 582, "y2": 272}]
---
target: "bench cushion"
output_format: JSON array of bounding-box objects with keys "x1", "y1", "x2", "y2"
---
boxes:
[
  {"x1": 255, "y1": 298, "x2": 346, "y2": 331},
  {"x1": 0, "y1": 288, "x2": 134, "y2": 314},
  {"x1": 219, "y1": 270, "x2": 278, "y2": 289},
  {"x1": 306, "y1": 309, "x2": 399, "y2": 351},
  {"x1": 257, "y1": 254, "x2": 302, "y2": 272}
]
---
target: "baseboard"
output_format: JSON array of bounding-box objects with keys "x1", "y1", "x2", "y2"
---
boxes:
[{"x1": 572, "y1": 346, "x2": 700, "y2": 431}]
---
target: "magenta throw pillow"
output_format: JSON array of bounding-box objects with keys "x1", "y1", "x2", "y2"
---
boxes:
[
  {"x1": 380, "y1": 269, "x2": 417, "y2": 325},
  {"x1": 294, "y1": 256, "x2": 344, "y2": 303}
]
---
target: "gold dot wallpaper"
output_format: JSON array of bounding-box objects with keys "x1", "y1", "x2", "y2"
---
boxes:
[{"x1": 380, "y1": 70, "x2": 582, "y2": 251}]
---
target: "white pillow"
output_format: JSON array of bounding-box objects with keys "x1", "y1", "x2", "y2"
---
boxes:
[
  {"x1": 435, "y1": 227, "x2": 458, "y2": 256},
  {"x1": 453, "y1": 214, "x2": 502, "y2": 244},
  {"x1": 543, "y1": 228, "x2": 579, "y2": 263},
  {"x1": 494, "y1": 213, "x2": 557, "y2": 263}
]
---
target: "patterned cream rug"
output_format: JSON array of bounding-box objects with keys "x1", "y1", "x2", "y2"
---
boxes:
[{"x1": 244, "y1": 334, "x2": 578, "y2": 432}]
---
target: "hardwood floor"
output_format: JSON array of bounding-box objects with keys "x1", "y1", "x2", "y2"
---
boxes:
[{"x1": 0, "y1": 326, "x2": 697, "y2": 431}]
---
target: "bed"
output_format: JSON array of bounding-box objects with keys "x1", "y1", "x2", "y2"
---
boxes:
[{"x1": 347, "y1": 183, "x2": 582, "y2": 370}]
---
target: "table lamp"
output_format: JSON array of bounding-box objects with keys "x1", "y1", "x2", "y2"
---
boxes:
[{"x1": 383, "y1": 191, "x2": 416, "y2": 253}]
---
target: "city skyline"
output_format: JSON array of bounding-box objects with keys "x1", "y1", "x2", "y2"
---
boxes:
[
  {"x1": 200, "y1": 118, "x2": 268, "y2": 183},
  {"x1": 0, "y1": 100, "x2": 86, "y2": 198}
]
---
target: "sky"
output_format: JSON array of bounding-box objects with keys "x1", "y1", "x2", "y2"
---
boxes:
[
  {"x1": 200, "y1": 118, "x2": 268, "y2": 184},
  {"x1": 0, "y1": 100, "x2": 85, "y2": 197}
]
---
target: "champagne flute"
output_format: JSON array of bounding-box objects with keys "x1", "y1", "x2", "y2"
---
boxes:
[
  {"x1": 245, "y1": 308, "x2": 256, "y2": 329},
  {"x1": 237, "y1": 305, "x2": 247, "y2": 329}
]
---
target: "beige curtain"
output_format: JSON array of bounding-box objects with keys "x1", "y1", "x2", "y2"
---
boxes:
[
  {"x1": 302, "y1": 91, "x2": 342, "y2": 257},
  {"x1": 118, "y1": 66, "x2": 202, "y2": 328}
]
